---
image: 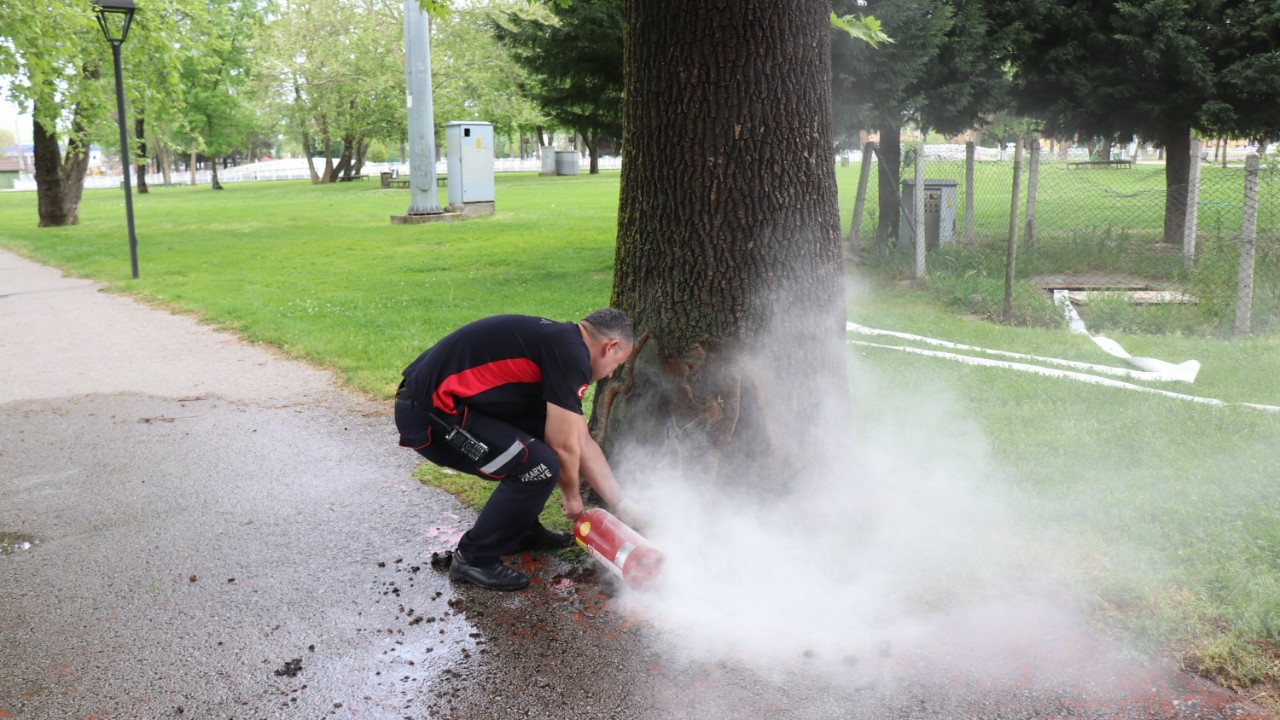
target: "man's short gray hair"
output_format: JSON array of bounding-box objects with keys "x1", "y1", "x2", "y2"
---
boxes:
[{"x1": 581, "y1": 308, "x2": 636, "y2": 346}]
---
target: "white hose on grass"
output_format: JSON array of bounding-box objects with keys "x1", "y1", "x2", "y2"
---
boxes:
[
  {"x1": 845, "y1": 324, "x2": 1280, "y2": 414},
  {"x1": 846, "y1": 321, "x2": 1196, "y2": 383},
  {"x1": 1051, "y1": 289, "x2": 1201, "y2": 382}
]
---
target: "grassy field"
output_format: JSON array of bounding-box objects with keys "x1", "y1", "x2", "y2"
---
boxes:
[
  {"x1": 1, "y1": 171, "x2": 1279, "y2": 700},
  {"x1": 0, "y1": 176, "x2": 619, "y2": 395}
]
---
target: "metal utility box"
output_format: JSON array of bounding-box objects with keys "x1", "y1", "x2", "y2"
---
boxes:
[
  {"x1": 900, "y1": 179, "x2": 958, "y2": 248},
  {"x1": 445, "y1": 121, "x2": 495, "y2": 205},
  {"x1": 554, "y1": 150, "x2": 579, "y2": 176}
]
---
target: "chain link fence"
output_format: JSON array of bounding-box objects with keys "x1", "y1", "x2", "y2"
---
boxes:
[{"x1": 843, "y1": 141, "x2": 1280, "y2": 337}]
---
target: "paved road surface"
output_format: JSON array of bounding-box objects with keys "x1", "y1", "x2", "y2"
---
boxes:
[{"x1": 0, "y1": 250, "x2": 1271, "y2": 719}]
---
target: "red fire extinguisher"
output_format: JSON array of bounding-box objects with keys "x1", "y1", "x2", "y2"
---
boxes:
[{"x1": 572, "y1": 508, "x2": 664, "y2": 590}]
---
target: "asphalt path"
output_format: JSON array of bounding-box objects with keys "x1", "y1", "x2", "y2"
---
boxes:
[{"x1": 0, "y1": 249, "x2": 1272, "y2": 720}]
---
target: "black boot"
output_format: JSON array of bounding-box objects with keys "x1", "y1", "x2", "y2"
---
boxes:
[
  {"x1": 515, "y1": 521, "x2": 574, "y2": 552},
  {"x1": 448, "y1": 551, "x2": 529, "y2": 591}
]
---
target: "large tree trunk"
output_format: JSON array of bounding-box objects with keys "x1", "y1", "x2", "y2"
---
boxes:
[
  {"x1": 135, "y1": 116, "x2": 149, "y2": 194},
  {"x1": 875, "y1": 124, "x2": 902, "y2": 246},
  {"x1": 32, "y1": 98, "x2": 91, "y2": 228},
  {"x1": 602, "y1": 0, "x2": 847, "y2": 489},
  {"x1": 1162, "y1": 126, "x2": 1190, "y2": 245},
  {"x1": 210, "y1": 159, "x2": 223, "y2": 190}
]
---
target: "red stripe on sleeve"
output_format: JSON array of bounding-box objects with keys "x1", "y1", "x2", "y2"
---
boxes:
[{"x1": 432, "y1": 358, "x2": 542, "y2": 414}]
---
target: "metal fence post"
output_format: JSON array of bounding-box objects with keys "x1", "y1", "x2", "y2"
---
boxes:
[
  {"x1": 965, "y1": 141, "x2": 975, "y2": 244},
  {"x1": 848, "y1": 141, "x2": 875, "y2": 255},
  {"x1": 1025, "y1": 136, "x2": 1040, "y2": 252},
  {"x1": 1003, "y1": 136, "x2": 1024, "y2": 323},
  {"x1": 1184, "y1": 135, "x2": 1202, "y2": 269},
  {"x1": 1233, "y1": 153, "x2": 1261, "y2": 338},
  {"x1": 914, "y1": 143, "x2": 926, "y2": 279}
]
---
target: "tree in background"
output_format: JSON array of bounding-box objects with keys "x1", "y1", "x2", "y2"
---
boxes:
[
  {"x1": 126, "y1": 1, "x2": 202, "y2": 193},
  {"x1": 177, "y1": 0, "x2": 268, "y2": 189},
  {"x1": 1198, "y1": 0, "x2": 1280, "y2": 151},
  {"x1": 1, "y1": 2, "x2": 112, "y2": 226},
  {"x1": 0, "y1": 0, "x2": 191, "y2": 225},
  {"x1": 830, "y1": 0, "x2": 1013, "y2": 244},
  {"x1": 1005, "y1": 0, "x2": 1280, "y2": 245},
  {"x1": 490, "y1": 0, "x2": 622, "y2": 173},
  {"x1": 599, "y1": 0, "x2": 847, "y2": 487},
  {"x1": 430, "y1": 2, "x2": 546, "y2": 157},
  {"x1": 266, "y1": 0, "x2": 405, "y2": 183}
]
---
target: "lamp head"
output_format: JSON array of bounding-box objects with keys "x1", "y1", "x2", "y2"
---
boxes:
[{"x1": 94, "y1": 0, "x2": 136, "y2": 45}]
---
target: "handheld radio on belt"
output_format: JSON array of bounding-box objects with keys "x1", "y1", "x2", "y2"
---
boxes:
[
  {"x1": 396, "y1": 384, "x2": 489, "y2": 462},
  {"x1": 427, "y1": 414, "x2": 489, "y2": 462}
]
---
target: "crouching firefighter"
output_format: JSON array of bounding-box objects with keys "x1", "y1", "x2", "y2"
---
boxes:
[{"x1": 395, "y1": 309, "x2": 640, "y2": 591}]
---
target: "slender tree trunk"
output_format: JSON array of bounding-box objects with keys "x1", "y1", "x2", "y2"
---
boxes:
[
  {"x1": 189, "y1": 150, "x2": 198, "y2": 186},
  {"x1": 302, "y1": 128, "x2": 321, "y2": 184},
  {"x1": 159, "y1": 140, "x2": 173, "y2": 185},
  {"x1": 332, "y1": 133, "x2": 355, "y2": 180},
  {"x1": 1162, "y1": 126, "x2": 1190, "y2": 245},
  {"x1": 318, "y1": 115, "x2": 335, "y2": 183},
  {"x1": 353, "y1": 138, "x2": 369, "y2": 176},
  {"x1": 603, "y1": 0, "x2": 847, "y2": 488},
  {"x1": 583, "y1": 130, "x2": 600, "y2": 174},
  {"x1": 875, "y1": 124, "x2": 902, "y2": 245},
  {"x1": 32, "y1": 98, "x2": 91, "y2": 228},
  {"x1": 135, "y1": 116, "x2": 149, "y2": 194},
  {"x1": 210, "y1": 159, "x2": 223, "y2": 190}
]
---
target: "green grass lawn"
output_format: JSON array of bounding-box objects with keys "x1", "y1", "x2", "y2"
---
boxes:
[
  {"x1": 2, "y1": 171, "x2": 1279, "y2": 699},
  {"x1": 0, "y1": 176, "x2": 620, "y2": 395}
]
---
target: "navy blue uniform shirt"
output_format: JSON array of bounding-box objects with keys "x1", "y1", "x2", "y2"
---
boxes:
[{"x1": 401, "y1": 315, "x2": 592, "y2": 423}]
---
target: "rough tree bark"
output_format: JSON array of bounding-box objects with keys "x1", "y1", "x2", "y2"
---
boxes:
[
  {"x1": 33, "y1": 97, "x2": 92, "y2": 228},
  {"x1": 579, "y1": 129, "x2": 601, "y2": 174},
  {"x1": 135, "y1": 116, "x2": 149, "y2": 194},
  {"x1": 875, "y1": 125, "x2": 902, "y2": 245},
  {"x1": 1162, "y1": 126, "x2": 1190, "y2": 245},
  {"x1": 599, "y1": 0, "x2": 848, "y2": 489},
  {"x1": 158, "y1": 140, "x2": 173, "y2": 185},
  {"x1": 331, "y1": 131, "x2": 357, "y2": 181},
  {"x1": 353, "y1": 138, "x2": 370, "y2": 177}
]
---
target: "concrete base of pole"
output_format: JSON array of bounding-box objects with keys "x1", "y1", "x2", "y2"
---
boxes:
[{"x1": 390, "y1": 202, "x2": 494, "y2": 224}]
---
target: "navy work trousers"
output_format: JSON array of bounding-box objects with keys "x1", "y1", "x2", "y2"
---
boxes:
[{"x1": 395, "y1": 393, "x2": 560, "y2": 567}]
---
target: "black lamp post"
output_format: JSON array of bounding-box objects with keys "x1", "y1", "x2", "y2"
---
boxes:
[{"x1": 94, "y1": 0, "x2": 139, "y2": 279}]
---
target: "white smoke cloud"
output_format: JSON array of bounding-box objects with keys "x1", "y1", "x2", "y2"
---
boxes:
[{"x1": 609, "y1": 271, "x2": 1092, "y2": 689}]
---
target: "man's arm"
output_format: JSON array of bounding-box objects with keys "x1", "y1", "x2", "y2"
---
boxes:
[
  {"x1": 544, "y1": 403, "x2": 585, "y2": 518},
  {"x1": 577, "y1": 423, "x2": 625, "y2": 509},
  {"x1": 545, "y1": 402, "x2": 632, "y2": 520}
]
